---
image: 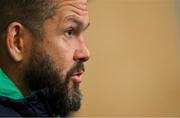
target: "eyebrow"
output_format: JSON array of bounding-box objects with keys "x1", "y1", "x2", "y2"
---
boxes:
[{"x1": 65, "y1": 16, "x2": 90, "y2": 31}]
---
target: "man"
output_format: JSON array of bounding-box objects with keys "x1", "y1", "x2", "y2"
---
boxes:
[{"x1": 0, "y1": 0, "x2": 90, "y2": 117}]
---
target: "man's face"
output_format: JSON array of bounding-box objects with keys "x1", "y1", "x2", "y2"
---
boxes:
[
  {"x1": 41, "y1": 0, "x2": 90, "y2": 90},
  {"x1": 23, "y1": 0, "x2": 90, "y2": 116}
]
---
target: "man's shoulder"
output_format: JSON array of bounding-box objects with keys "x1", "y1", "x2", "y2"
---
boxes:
[
  {"x1": 0, "y1": 89, "x2": 53, "y2": 117},
  {"x1": 0, "y1": 104, "x2": 22, "y2": 117}
]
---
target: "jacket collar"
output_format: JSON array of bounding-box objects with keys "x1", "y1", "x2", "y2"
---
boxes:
[{"x1": 0, "y1": 68, "x2": 24, "y2": 99}]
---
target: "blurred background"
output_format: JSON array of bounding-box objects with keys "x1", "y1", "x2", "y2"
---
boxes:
[{"x1": 74, "y1": 0, "x2": 180, "y2": 117}]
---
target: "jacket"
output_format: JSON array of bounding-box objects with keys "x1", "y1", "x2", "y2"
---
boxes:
[{"x1": 0, "y1": 89, "x2": 54, "y2": 117}]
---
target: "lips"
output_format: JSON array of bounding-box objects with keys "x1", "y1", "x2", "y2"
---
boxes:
[{"x1": 71, "y1": 71, "x2": 84, "y2": 83}]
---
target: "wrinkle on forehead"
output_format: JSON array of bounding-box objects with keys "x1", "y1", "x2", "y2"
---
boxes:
[
  {"x1": 54, "y1": 0, "x2": 89, "y2": 20},
  {"x1": 58, "y1": 0, "x2": 88, "y2": 12},
  {"x1": 49, "y1": 0, "x2": 89, "y2": 29}
]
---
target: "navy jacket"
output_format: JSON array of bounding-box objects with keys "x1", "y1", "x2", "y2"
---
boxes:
[{"x1": 0, "y1": 89, "x2": 54, "y2": 117}]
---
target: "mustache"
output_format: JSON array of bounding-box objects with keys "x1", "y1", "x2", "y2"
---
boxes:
[
  {"x1": 66, "y1": 61, "x2": 85, "y2": 81},
  {"x1": 71, "y1": 61, "x2": 85, "y2": 74}
]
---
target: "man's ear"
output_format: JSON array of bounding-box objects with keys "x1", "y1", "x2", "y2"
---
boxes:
[{"x1": 6, "y1": 22, "x2": 24, "y2": 62}]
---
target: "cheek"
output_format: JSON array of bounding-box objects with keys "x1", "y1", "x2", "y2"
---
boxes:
[
  {"x1": 58, "y1": 51, "x2": 75, "y2": 76},
  {"x1": 43, "y1": 40, "x2": 75, "y2": 76},
  {"x1": 41, "y1": 22, "x2": 78, "y2": 75}
]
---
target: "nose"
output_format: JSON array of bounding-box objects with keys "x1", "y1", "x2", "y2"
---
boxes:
[{"x1": 73, "y1": 41, "x2": 90, "y2": 62}]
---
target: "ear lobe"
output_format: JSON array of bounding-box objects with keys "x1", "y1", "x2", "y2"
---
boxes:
[{"x1": 6, "y1": 22, "x2": 24, "y2": 62}]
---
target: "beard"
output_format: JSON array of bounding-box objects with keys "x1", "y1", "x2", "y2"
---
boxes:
[{"x1": 22, "y1": 44, "x2": 84, "y2": 116}]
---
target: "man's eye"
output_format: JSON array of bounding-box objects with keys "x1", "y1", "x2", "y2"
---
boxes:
[{"x1": 64, "y1": 28, "x2": 75, "y2": 38}]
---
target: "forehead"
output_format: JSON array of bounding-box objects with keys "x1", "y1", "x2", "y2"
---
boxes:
[{"x1": 54, "y1": 0, "x2": 89, "y2": 26}]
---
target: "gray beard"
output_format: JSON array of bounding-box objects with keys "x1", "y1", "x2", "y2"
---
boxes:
[{"x1": 22, "y1": 45, "x2": 83, "y2": 116}]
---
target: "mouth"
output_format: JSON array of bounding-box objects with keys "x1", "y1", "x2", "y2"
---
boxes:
[{"x1": 71, "y1": 71, "x2": 84, "y2": 84}]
